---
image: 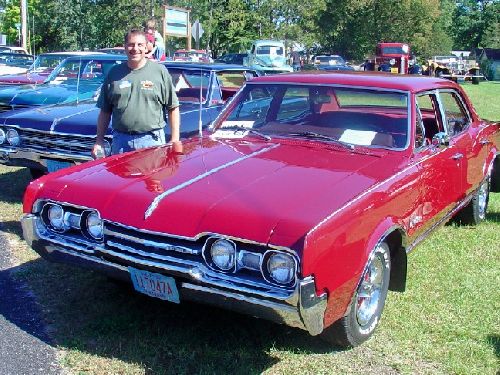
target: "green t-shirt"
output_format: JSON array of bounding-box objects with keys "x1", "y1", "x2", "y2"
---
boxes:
[{"x1": 97, "y1": 60, "x2": 179, "y2": 133}]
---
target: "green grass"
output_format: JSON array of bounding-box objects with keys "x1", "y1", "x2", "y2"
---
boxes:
[{"x1": 0, "y1": 81, "x2": 499, "y2": 374}]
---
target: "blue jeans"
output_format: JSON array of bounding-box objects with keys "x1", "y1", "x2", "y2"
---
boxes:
[{"x1": 112, "y1": 128, "x2": 166, "y2": 154}]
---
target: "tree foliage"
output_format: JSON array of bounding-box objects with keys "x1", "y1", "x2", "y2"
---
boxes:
[{"x1": 1, "y1": 0, "x2": 498, "y2": 58}]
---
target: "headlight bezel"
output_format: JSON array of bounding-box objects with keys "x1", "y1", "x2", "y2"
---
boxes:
[
  {"x1": 204, "y1": 237, "x2": 237, "y2": 272},
  {"x1": 262, "y1": 250, "x2": 298, "y2": 287},
  {"x1": 82, "y1": 210, "x2": 104, "y2": 240},
  {"x1": 6, "y1": 128, "x2": 20, "y2": 146}
]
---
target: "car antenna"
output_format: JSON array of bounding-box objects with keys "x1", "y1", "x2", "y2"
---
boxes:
[
  {"x1": 198, "y1": 67, "x2": 203, "y2": 138},
  {"x1": 76, "y1": 57, "x2": 82, "y2": 104}
]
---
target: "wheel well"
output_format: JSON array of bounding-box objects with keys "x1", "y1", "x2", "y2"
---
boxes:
[{"x1": 384, "y1": 230, "x2": 407, "y2": 292}]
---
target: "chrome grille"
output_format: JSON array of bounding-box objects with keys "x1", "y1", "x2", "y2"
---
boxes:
[
  {"x1": 13, "y1": 127, "x2": 96, "y2": 160},
  {"x1": 103, "y1": 222, "x2": 205, "y2": 267},
  {"x1": 0, "y1": 104, "x2": 31, "y2": 112}
]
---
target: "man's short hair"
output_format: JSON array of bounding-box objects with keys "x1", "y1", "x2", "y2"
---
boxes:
[{"x1": 124, "y1": 29, "x2": 147, "y2": 45}]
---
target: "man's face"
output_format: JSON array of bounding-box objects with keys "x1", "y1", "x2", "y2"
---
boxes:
[{"x1": 125, "y1": 33, "x2": 148, "y2": 64}]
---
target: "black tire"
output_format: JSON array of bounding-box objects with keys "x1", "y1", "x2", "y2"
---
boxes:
[
  {"x1": 454, "y1": 176, "x2": 490, "y2": 225},
  {"x1": 320, "y1": 242, "x2": 391, "y2": 347},
  {"x1": 491, "y1": 158, "x2": 500, "y2": 193},
  {"x1": 29, "y1": 168, "x2": 46, "y2": 179}
]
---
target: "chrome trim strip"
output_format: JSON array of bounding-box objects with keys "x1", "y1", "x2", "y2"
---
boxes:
[
  {"x1": 104, "y1": 228, "x2": 199, "y2": 255},
  {"x1": 144, "y1": 143, "x2": 280, "y2": 218},
  {"x1": 50, "y1": 107, "x2": 99, "y2": 132}
]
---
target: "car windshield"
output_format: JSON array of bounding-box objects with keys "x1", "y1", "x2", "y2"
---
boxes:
[
  {"x1": 47, "y1": 59, "x2": 123, "y2": 84},
  {"x1": 316, "y1": 56, "x2": 345, "y2": 65},
  {"x1": 215, "y1": 83, "x2": 409, "y2": 149},
  {"x1": 381, "y1": 47, "x2": 407, "y2": 55},
  {"x1": 29, "y1": 55, "x2": 65, "y2": 74},
  {"x1": 0, "y1": 54, "x2": 33, "y2": 67},
  {"x1": 168, "y1": 67, "x2": 211, "y2": 103}
]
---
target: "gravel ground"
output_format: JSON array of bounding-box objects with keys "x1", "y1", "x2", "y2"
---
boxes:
[{"x1": 0, "y1": 232, "x2": 61, "y2": 375}]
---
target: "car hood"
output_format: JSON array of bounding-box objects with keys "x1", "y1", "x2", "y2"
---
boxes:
[
  {"x1": 0, "y1": 100, "x2": 216, "y2": 137},
  {"x1": 43, "y1": 137, "x2": 401, "y2": 247},
  {"x1": 0, "y1": 81, "x2": 101, "y2": 106}
]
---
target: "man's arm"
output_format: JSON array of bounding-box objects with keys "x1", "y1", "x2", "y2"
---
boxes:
[
  {"x1": 91, "y1": 109, "x2": 111, "y2": 159},
  {"x1": 168, "y1": 106, "x2": 180, "y2": 143}
]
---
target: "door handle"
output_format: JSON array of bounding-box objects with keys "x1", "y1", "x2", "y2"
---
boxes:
[
  {"x1": 451, "y1": 153, "x2": 463, "y2": 160},
  {"x1": 480, "y1": 138, "x2": 491, "y2": 145}
]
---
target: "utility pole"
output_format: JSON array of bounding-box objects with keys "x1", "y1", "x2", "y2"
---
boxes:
[{"x1": 20, "y1": 0, "x2": 27, "y2": 49}]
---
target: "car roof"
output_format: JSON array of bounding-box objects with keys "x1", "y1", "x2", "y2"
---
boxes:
[
  {"x1": 163, "y1": 61, "x2": 256, "y2": 71},
  {"x1": 63, "y1": 53, "x2": 127, "y2": 61},
  {"x1": 40, "y1": 51, "x2": 106, "y2": 56},
  {"x1": 249, "y1": 71, "x2": 460, "y2": 93}
]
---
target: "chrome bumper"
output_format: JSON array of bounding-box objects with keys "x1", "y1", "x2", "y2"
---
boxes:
[
  {"x1": 0, "y1": 147, "x2": 89, "y2": 169},
  {"x1": 21, "y1": 214, "x2": 328, "y2": 336}
]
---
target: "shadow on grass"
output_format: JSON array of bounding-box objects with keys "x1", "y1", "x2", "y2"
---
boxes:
[
  {"x1": 487, "y1": 335, "x2": 499, "y2": 359},
  {"x1": 1, "y1": 220, "x2": 24, "y2": 241},
  {"x1": 5, "y1": 257, "x2": 343, "y2": 374},
  {"x1": 0, "y1": 167, "x2": 31, "y2": 204}
]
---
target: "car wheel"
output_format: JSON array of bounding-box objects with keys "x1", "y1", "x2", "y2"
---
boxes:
[
  {"x1": 455, "y1": 176, "x2": 490, "y2": 225},
  {"x1": 29, "y1": 168, "x2": 45, "y2": 179},
  {"x1": 321, "y1": 241, "x2": 391, "y2": 347}
]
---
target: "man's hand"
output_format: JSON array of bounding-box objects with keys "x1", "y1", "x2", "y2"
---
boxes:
[{"x1": 91, "y1": 142, "x2": 106, "y2": 160}]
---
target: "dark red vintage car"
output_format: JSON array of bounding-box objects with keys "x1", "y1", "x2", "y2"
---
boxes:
[{"x1": 21, "y1": 72, "x2": 499, "y2": 347}]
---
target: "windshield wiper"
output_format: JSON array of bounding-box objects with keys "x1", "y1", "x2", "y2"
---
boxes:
[
  {"x1": 288, "y1": 131, "x2": 355, "y2": 150},
  {"x1": 219, "y1": 125, "x2": 271, "y2": 141}
]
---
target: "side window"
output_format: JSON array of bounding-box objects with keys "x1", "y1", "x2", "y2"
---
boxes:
[
  {"x1": 226, "y1": 87, "x2": 274, "y2": 126},
  {"x1": 275, "y1": 87, "x2": 310, "y2": 121},
  {"x1": 439, "y1": 91, "x2": 469, "y2": 136},
  {"x1": 416, "y1": 92, "x2": 443, "y2": 146}
]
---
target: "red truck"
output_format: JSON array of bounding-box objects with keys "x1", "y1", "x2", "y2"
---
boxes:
[{"x1": 375, "y1": 42, "x2": 410, "y2": 74}]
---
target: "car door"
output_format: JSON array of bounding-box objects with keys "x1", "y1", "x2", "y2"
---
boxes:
[
  {"x1": 438, "y1": 89, "x2": 487, "y2": 196},
  {"x1": 412, "y1": 90, "x2": 464, "y2": 234}
]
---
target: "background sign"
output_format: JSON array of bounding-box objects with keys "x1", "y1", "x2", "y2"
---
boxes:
[{"x1": 165, "y1": 7, "x2": 189, "y2": 37}]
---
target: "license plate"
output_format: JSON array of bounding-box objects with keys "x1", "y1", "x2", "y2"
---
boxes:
[
  {"x1": 46, "y1": 159, "x2": 72, "y2": 173},
  {"x1": 129, "y1": 267, "x2": 180, "y2": 303},
  {"x1": 390, "y1": 67, "x2": 399, "y2": 74}
]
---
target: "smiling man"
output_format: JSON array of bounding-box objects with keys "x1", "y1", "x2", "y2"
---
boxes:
[{"x1": 92, "y1": 29, "x2": 180, "y2": 158}]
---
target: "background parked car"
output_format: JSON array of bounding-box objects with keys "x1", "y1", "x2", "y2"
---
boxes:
[
  {"x1": 0, "y1": 52, "x2": 34, "y2": 76},
  {"x1": 0, "y1": 54, "x2": 126, "y2": 112},
  {"x1": 0, "y1": 51, "x2": 104, "y2": 86},
  {"x1": 0, "y1": 62, "x2": 260, "y2": 177},
  {"x1": 214, "y1": 53, "x2": 249, "y2": 65}
]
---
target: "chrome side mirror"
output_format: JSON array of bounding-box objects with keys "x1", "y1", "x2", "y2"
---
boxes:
[{"x1": 432, "y1": 132, "x2": 450, "y2": 148}]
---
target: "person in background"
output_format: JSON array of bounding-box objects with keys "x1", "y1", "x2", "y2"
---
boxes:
[
  {"x1": 290, "y1": 48, "x2": 301, "y2": 71},
  {"x1": 145, "y1": 18, "x2": 166, "y2": 61},
  {"x1": 91, "y1": 29, "x2": 180, "y2": 159}
]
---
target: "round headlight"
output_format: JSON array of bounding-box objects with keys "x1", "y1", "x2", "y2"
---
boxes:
[
  {"x1": 267, "y1": 253, "x2": 296, "y2": 285},
  {"x1": 48, "y1": 204, "x2": 65, "y2": 231},
  {"x1": 0, "y1": 128, "x2": 5, "y2": 144},
  {"x1": 389, "y1": 58, "x2": 396, "y2": 65},
  {"x1": 6, "y1": 129, "x2": 20, "y2": 146},
  {"x1": 86, "y1": 211, "x2": 103, "y2": 239},
  {"x1": 210, "y1": 239, "x2": 236, "y2": 271}
]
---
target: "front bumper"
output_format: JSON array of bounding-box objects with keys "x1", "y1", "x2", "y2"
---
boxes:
[
  {"x1": 0, "y1": 147, "x2": 87, "y2": 171},
  {"x1": 22, "y1": 214, "x2": 328, "y2": 336}
]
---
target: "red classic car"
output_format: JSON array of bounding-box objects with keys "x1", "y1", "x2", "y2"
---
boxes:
[{"x1": 21, "y1": 72, "x2": 499, "y2": 347}]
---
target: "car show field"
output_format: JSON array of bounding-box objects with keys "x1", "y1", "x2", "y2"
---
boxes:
[{"x1": 0, "y1": 81, "x2": 498, "y2": 374}]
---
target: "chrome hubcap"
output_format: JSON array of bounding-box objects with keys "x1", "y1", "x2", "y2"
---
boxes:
[
  {"x1": 356, "y1": 253, "x2": 385, "y2": 327},
  {"x1": 478, "y1": 179, "x2": 489, "y2": 219}
]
